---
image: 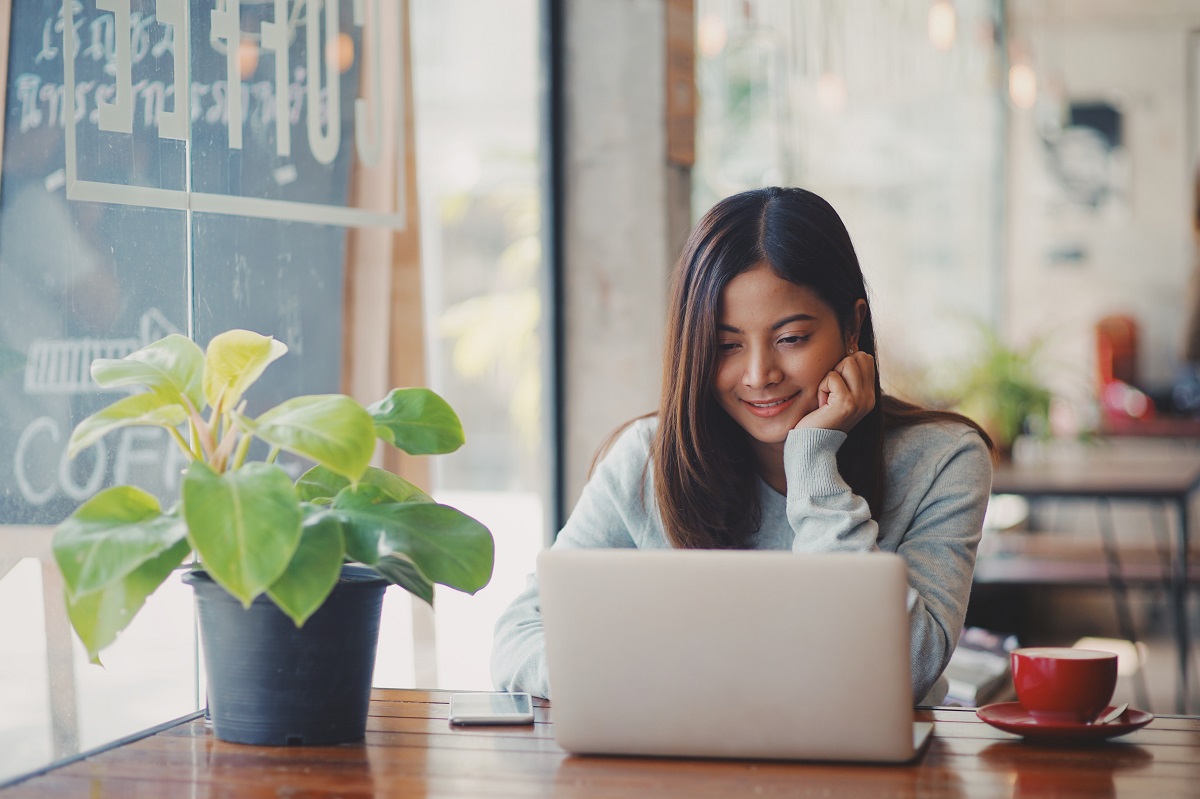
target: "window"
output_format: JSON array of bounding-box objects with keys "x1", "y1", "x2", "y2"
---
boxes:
[{"x1": 0, "y1": 0, "x2": 547, "y2": 782}]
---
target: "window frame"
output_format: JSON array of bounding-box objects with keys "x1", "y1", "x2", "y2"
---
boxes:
[{"x1": 0, "y1": 0, "x2": 10, "y2": 188}]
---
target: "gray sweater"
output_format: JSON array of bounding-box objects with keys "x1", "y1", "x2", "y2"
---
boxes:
[{"x1": 491, "y1": 417, "x2": 993, "y2": 704}]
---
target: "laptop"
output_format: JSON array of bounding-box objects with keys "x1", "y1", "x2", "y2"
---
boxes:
[{"x1": 537, "y1": 548, "x2": 933, "y2": 763}]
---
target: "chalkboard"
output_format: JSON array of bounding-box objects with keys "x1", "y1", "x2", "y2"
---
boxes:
[{"x1": 0, "y1": 0, "x2": 404, "y2": 524}]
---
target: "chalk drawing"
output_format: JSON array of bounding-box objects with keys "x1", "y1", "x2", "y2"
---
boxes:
[
  {"x1": 22, "y1": 307, "x2": 180, "y2": 395},
  {"x1": 13, "y1": 309, "x2": 183, "y2": 506}
]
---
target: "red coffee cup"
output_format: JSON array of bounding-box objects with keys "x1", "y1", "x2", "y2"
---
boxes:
[{"x1": 1011, "y1": 647, "x2": 1118, "y2": 724}]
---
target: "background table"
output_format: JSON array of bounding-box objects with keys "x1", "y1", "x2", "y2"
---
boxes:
[
  {"x1": 4, "y1": 688, "x2": 1200, "y2": 797},
  {"x1": 991, "y1": 444, "x2": 1200, "y2": 714}
]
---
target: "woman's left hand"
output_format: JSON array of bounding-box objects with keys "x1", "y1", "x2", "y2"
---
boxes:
[{"x1": 795, "y1": 351, "x2": 877, "y2": 433}]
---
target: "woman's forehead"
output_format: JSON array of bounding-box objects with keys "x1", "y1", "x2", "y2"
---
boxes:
[{"x1": 717, "y1": 265, "x2": 834, "y2": 322}]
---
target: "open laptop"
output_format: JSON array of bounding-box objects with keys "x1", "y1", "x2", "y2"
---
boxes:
[{"x1": 537, "y1": 549, "x2": 933, "y2": 763}]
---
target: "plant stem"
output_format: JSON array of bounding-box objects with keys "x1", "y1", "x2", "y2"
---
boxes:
[
  {"x1": 266, "y1": 445, "x2": 281, "y2": 464},
  {"x1": 181, "y1": 395, "x2": 215, "y2": 461},
  {"x1": 213, "y1": 424, "x2": 240, "y2": 473},
  {"x1": 167, "y1": 426, "x2": 194, "y2": 460},
  {"x1": 186, "y1": 417, "x2": 203, "y2": 459},
  {"x1": 231, "y1": 431, "x2": 254, "y2": 470}
]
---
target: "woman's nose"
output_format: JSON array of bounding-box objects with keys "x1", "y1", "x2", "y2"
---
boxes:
[{"x1": 743, "y1": 347, "x2": 781, "y2": 388}]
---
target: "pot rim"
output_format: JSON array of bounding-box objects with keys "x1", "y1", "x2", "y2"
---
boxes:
[{"x1": 182, "y1": 563, "x2": 388, "y2": 588}]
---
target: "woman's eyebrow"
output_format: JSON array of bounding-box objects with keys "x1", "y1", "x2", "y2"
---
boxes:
[
  {"x1": 771, "y1": 313, "x2": 817, "y2": 330},
  {"x1": 717, "y1": 314, "x2": 817, "y2": 335}
]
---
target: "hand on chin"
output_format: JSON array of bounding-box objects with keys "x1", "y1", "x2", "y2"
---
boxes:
[{"x1": 793, "y1": 353, "x2": 876, "y2": 433}]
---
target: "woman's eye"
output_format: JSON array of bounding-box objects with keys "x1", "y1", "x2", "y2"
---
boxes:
[
  {"x1": 779, "y1": 335, "x2": 809, "y2": 345},
  {"x1": 717, "y1": 342, "x2": 739, "y2": 353}
]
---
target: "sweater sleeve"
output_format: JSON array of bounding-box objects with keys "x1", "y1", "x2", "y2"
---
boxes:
[
  {"x1": 783, "y1": 425, "x2": 992, "y2": 702},
  {"x1": 490, "y1": 423, "x2": 651, "y2": 698},
  {"x1": 895, "y1": 430, "x2": 992, "y2": 702},
  {"x1": 784, "y1": 427, "x2": 880, "y2": 553}
]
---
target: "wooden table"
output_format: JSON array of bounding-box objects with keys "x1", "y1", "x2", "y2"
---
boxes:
[
  {"x1": 4, "y1": 689, "x2": 1200, "y2": 797},
  {"x1": 992, "y1": 444, "x2": 1200, "y2": 715}
]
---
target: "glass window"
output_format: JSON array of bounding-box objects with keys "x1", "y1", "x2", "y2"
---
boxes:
[
  {"x1": 0, "y1": 0, "x2": 548, "y2": 783},
  {"x1": 389, "y1": 0, "x2": 546, "y2": 691},
  {"x1": 1, "y1": 2, "x2": 195, "y2": 781}
]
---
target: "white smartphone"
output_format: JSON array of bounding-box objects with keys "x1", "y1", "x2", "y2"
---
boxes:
[{"x1": 448, "y1": 692, "x2": 535, "y2": 725}]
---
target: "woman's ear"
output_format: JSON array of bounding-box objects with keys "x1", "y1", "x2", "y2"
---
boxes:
[{"x1": 846, "y1": 299, "x2": 868, "y2": 352}]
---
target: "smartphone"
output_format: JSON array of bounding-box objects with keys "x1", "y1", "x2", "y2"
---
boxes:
[{"x1": 448, "y1": 692, "x2": 535, "y2": 725}]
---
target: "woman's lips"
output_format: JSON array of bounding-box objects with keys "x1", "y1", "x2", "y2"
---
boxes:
[{"x1": 740, "y1": 392, "x2": 800, "y2": 418}]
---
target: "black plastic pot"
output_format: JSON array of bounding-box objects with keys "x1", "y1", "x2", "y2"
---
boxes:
[{"x1": 184, "y1": 565, "x2": 387, "y2": 746}]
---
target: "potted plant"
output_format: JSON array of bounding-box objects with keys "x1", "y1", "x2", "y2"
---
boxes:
[
  {"x1": 52, "y1": 330, "x2": 494, "y2": 745},
  {"x1": 951, "y1": 323, "x2": 1053, "y2": 458}
]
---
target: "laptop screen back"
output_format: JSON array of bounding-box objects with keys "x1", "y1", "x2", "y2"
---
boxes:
[{"x1": 538, "y1": 549, "x2": 920, "y2": 762}]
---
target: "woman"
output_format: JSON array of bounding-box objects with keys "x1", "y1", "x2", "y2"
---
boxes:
[{"x1": 491, "y1": 186, "x2": 995, "y2": 704}]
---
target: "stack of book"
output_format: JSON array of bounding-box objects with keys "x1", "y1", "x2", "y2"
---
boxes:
[{"x1": 943, "y1": 627, "x2": 1019, "y2": 708}]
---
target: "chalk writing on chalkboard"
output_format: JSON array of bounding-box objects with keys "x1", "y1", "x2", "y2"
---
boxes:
[
  {"x1": 12, "y1": 308, "x2": 184, "y2": 506},
  {"x1": 23, "y1": 307, "x2": 178, "y2": 395},
  {"x1": 1, "y1": 1, "x2": 359, "y2": 523},
  {"x1": 42, "y1": 0, "x2": 406, "y2": 228}
]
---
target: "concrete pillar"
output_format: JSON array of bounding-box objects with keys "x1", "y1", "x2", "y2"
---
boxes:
[{"x1": 561, "y1": 0, "x2": 694, "y2": 513}]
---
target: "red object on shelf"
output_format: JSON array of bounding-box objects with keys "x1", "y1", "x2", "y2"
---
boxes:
[
  {"x1": 1096, "y1": 315, "x2": 1154, "y2": 421},
  {"x1": 1096, "y1": 314, "x2": 1137, "y2": 386}
]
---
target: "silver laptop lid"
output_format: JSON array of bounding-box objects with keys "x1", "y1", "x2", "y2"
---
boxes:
[{"x1": 538, "y1": 549, "x2": 918, "y2": 762}]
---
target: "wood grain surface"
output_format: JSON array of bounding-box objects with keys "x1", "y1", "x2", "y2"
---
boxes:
[{"x1": 5, "y1": 689, "x2": 1200, "y2": 797}]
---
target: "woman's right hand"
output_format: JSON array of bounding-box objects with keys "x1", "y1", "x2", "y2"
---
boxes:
[{"x1": 794, "y1": 351, "x2": 876, "y2": 433}]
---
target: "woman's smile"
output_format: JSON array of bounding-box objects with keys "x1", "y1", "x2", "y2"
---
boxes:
[{"x1": 741, "y1": 391, "x2": 801, "y2": 417}]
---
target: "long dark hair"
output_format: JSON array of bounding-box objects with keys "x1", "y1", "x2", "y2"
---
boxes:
[{"x1": 650, "y1": 186, "x2": 993, "y2": 549}]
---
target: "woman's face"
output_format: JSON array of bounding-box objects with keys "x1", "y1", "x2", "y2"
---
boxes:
[{"x1": 713, "y1": 263, "x2": 855, "y2": 451}]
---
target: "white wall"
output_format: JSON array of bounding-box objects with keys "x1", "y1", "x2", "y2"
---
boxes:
[{"x1": 1006, "y1": 0, "x2": 1199, "y2": 405}]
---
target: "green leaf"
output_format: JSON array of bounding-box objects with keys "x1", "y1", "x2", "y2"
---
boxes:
[
  {"x1": 183, "y1": 461, "x2": 302, "y2": 606},
  {"x1": 240, "y1": 395, "x2": 375, "y2": 482},
  {"x1": 952, "y1": 321, "x2": 1053, "y2": 449},
  {"x1": 296, "y1": 464, "x2": 432, "y2": 504},
  {"x1": 203, "y1": 330, "x2": 287, "y2": 414},
  {"x1": 53, "y1": 486, "x2": 188, "y2": 599},
  {"x1": 367, "y1": 388, "x2": 465, "y2": 456},
  {"x1": 65, "y1": 537, "x2": 190, "y2": 664},
  {"x1": 342, "y1": 521, "x2": 437, "y2": 605},
  {"x1": 367, "y1": 555, "x2": 435, "y2": 605},
  {"x1": 67, "y1": 392, "x2": 188, "y2": 459},
  {"x1": 266, "y1": 511, "x2": 346, "y2": 626},
  {"x1": 91, "y1": 334, "x2": 205, "y2": 410},
  {"x1": 334, "y1": 485, "x2": 493, "y2": 594}
]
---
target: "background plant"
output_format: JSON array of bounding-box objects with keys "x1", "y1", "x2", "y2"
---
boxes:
[
  {"x1": 53, "y1": 331, "x2": 494, "y2": 662},
  {"x1": 951, "y1": 323, "x2": 1053, "y2": 452}
]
